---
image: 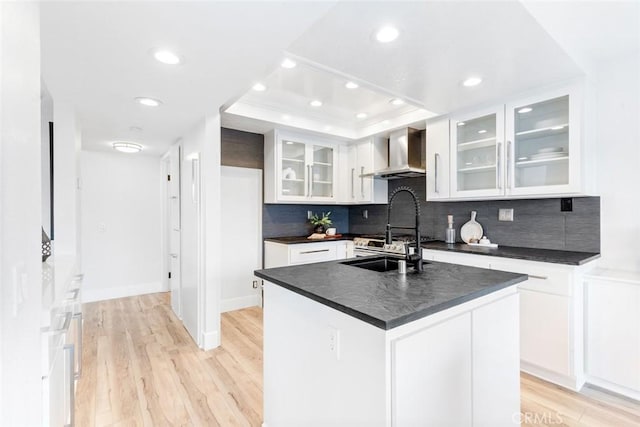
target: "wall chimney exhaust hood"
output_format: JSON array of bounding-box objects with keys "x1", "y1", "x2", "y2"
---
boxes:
[{"x1": 369, "y1": 127, "x2": 425, "y2": 179}]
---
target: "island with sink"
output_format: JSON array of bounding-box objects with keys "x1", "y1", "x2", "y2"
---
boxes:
[{"x1": 255, "y1": 254, "x2": 528, "y2": 427}]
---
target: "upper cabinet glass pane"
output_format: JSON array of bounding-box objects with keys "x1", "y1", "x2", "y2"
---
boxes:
[
  {"x1": 513, "y1": 95, "x2": 569, "y2": 188},
  {"x1": 454, "y1": 114, "x2": 498, "y2": 192},
  {"x1": 281, "y1": 140, "x2": 306, "y2": 197},
  {"x1": 311, "y1": 145, "x2": 333, "y2": 198}
]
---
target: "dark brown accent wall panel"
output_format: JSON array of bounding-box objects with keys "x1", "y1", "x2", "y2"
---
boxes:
[{"x1": 221, "y1": 127, "x2": 264, "y2": 169}]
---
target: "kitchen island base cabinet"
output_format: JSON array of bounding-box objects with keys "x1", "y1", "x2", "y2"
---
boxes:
[{"x1": 263, "y1": 281, "x2": 520, "y2": 427}]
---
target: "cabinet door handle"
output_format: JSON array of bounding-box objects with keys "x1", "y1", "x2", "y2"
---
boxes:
[
  {"x1": 300, "y1": 249, "x2": 330, "y2": 254},
  {"x1": 360, "y1": 166, "x2": 365, "y2": 198},
  {"x1": 507, "y1": 140, "x2": 513, "y2": 189},
  {"x1": 496, "y1": 142, "x2": 503, "y2": 190},
  {"x1": 73, "y1": 312, "x2": 83, "y2": 379},
  {"x1": 434, "y1": 153, "x2": 440, "y2": 194},
  {"x1": 64, "y1": 344, "x2": 75, "y2": 427},
  {"x1": 528, "y1": 274, "x2": 548, "y2": 280},
  {"x1": 351, "y1": 168, "x2": 355, "y2": 199}
]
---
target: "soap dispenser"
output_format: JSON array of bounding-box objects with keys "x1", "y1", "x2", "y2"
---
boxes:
[{"x1": 445, "y1": 214, "x2": 456, "y2": 244}]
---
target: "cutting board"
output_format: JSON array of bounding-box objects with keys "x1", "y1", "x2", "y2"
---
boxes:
[{"x1": 460, "y1": 211, "x2": 483, "y2": 244}]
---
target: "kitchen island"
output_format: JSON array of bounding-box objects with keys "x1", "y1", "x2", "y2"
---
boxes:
[{"x1": 255, "y1": 258, "x2": 528, "y2": 427}]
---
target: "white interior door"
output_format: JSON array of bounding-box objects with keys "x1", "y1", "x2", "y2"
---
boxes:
[
  {"x1": 168, "y1": 145, "x2": 182, "y2": 318},
  {"x1": 220, "y1": 166, "x2": 263, "y2": 312}
]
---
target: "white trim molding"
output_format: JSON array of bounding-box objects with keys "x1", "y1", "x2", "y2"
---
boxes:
[{"x1": 82, "y1": 281, "x2": 166, "y2": 303}]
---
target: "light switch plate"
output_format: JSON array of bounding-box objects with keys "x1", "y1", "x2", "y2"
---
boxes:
[{"x1": 498, "y1": 208, "x2": 514, "y2": 221}]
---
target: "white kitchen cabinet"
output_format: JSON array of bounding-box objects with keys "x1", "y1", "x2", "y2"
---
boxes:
[
  {"x1": 343, "y1": 137, "x2": 388, "y2": 204},
  {"x1": 422, "y1": 248, "x2": 594, "y2": 391},
  {"x1": 264, "y1": 240, "x2": 354, "y2": 268},
  {"x1": 450, "y1": 106, "x2": 506, "y2": 199},
  {"x1": 264, "y1": 130, "x2": 338, "y2": 204},
  {"x1": 425, "y1": 118, "x2": 450, "y2": 200},
  {"x1": 435, "y1": 84, "x2": 584, "y2": 201},
  {"x1": 505, "y1": 86, "x2": 582, "y2": 196},
  {"x1": 584, "y1": 270, "x2": 640, "y2": 400}
]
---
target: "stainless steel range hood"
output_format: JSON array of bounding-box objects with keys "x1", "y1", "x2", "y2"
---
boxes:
[{"x1": 371, "y1": 127, "x2": 425, "y2": 180}]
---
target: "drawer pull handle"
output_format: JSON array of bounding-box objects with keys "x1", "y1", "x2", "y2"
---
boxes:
[
  {"x1": 528, "y1": 274, "x2": 548, "y2": 280},
  {"x1": 299, "y1": 249, "x2": 330, "y2": 255}
]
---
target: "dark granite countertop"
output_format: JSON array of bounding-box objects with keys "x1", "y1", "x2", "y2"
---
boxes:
[
  {"x1": 255, "y1": 258, "x2": 526, "y2": 330},
  {"x1": 264, "y1": 234, "x2": 360, "y2": 245},
  {"x1": 421, "y1": 241, "x2": 600, "y2": 266}
]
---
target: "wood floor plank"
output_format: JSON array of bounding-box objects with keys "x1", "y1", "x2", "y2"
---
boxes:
[{"x1": 77, "y1": 292, "x2": 638, "y2": 427}]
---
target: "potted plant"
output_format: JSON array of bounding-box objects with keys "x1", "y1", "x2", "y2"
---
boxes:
[{"x1": 310, "y1": 211, "x2": 332, "y2": 234}]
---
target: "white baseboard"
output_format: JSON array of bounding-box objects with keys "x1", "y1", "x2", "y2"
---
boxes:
[
  {"x1": 82, "y1": 281, "x2": 167, "y2": 303},
  {"x1": 521, "y1": 362, "x2": 584, "y2": 391},
  {"x1": 220, "y1": 294, "x2": 261, "y2": 313},
  {"x1": 202, "y1": 330, "x2": 220, "y2": 351},
  {"x1": 585, "y1": 375, "x2": 640, "y2": 401}
]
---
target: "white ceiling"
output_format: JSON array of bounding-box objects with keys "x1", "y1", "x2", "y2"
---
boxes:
[
  {"x1": 40, "y1": 1, "x2": 640, "y2": 156},
  {"x1": 40, "y1": 1, "x2": 336, "y2": 156}
]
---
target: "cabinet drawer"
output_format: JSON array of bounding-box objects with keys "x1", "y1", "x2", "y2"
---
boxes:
[
  {"x1": 426, "y1": 250, "x2": 491, "y2": 269},
  {"x1": 490, "y1": 261, "x2": 572, "y2": 296},
  {"x1": 289, "y1": 243, "x2": 338, "y2": 265}
]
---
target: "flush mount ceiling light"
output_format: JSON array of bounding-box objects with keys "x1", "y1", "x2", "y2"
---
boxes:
[
  {"x1": 462, "y1": 77, "x2": 483, "y2": 87},
  {"x1": 389, "y1": 98, "x2": 405, "y2": 106},
  {"x1": 375, "y1": 25, "x2": 399, "y2": 43},
  {"x1": 356, "y1": 112, "x2": 368, "y2": 119},
  {"x1": 252, "y1": 83, "x2": 267, "y2": 92},
  {"x1": 457, "y1": 122, "x2": 466, "y2": 126},
  {"x1": 281, "y1": 58, "x2": 297, "y2": 69},
  {"x1": 113, "y1": 142, "x2": 142, "y2": 153},
  {"x1": 345, "y1": 81, "x2": 359, "y2": 89},
  {"x1": 152, "y1": 49, "x2": 182, "y2": 65},
  {"x1": 310, "y1": 100, "x2": 323, "y2": 107},
  {"x1": 135, "y1": 97, "x2": 162, "y2": 107},
  {"x1": 518, "y1": 107, "x2": 533, "y2": 113}
]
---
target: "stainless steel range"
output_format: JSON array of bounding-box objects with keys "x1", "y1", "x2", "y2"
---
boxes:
[{"x1": 352, "y1": 235, "x2": 434, "y2": 258}]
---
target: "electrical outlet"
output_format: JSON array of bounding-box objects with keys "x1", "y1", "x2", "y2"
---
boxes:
[
  {"x1": 307, "y1": 210, "x2": 313, "y2": 220},
  {"x1": 561, "y1": 198, "x2": 573, "y2": 212},
  {"x1": 252, "y1": 280, "x2": 258, "y2": 289},
  {"x1": 362, "y1": 209, "x2": 368, "y2": 219},
  {"x1": 329, "y1": 327, "x2": 340, "y2": 360},
  {"x1": 498, "y1": 208, "x2": 514, "y2": 221}
]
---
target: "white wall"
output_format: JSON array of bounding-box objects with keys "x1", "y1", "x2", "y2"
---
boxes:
[
  {"x1": 0, "y1": 3, "x2": 43, "y2": 424},
  {"x1": 80, "y1": 150, "x2": 163, "y2": 302},
  {"x1": 177, "y1": 113, "x2": 222, "y2": 350},
  {"x1": 592, "y1": 55, "x2": 640, "y2": 272}
]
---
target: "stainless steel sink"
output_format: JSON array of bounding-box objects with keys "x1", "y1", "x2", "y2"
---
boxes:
[{"x1": 342, "y1": 256, "x2": 400, "y2": 272}]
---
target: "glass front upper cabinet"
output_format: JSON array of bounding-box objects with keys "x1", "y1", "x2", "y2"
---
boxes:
[
  {"x1": 280, "y1": 140, "x2": 307, "y2": 198},
  {"x1": 310, "y1": 145, "x2": 333, "y2": 198},
  {"x1": 510, "y1": 95, "x2": 570, "y2": 190},
  {"x1": 450, "y1": 109, "x2": 505, "y2": 197}
]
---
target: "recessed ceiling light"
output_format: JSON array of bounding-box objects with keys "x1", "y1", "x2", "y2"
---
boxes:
[
  {"x1": 389, "y1": 98, "x2": 405, "y2": 106},
  {"x1": 457, "y1": 122, "x2": 466, "y2": 126},
  {"x1": 252, "y1": 83, "x2": 266, "y2": 92},
  {"x1": 282, "y1": 114, "x2": 291, "y2": 121},
  {"x1": 345, "y1": 81, "x2": 359, "y2": 89},
  {"x1": 462, "y1": 77, "x2": 483, "y2": 87},
  {"x1": 281, "y1": 58, "x2": 297, "y2": 69},
  {"x1": 310, "y1": 100, "x2": 323, "y2": 107},
  {"x1": 478, "y1": 129, "x2": 487, "y2": 134},
  {"x1": 356, "y1": 112, "x2": 368, "y2": 119},
  {"x1": 375, "y1": 25, "x2": 399, "y2": 43},
  {"x1": 152, "y1": 49, "x2": 182, "y2": 65},
  {"x1": 113, "y1": 142, "x2": 142, "y2": 153},
  {"x1": 135, "y1": 97, "x2": 162, "y2": 107},
  {"x1": 518, "y1": 107, "x2": 533, "y2": 114}
]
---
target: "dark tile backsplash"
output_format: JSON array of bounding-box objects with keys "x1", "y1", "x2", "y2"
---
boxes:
[
  {"x1": 349, "y1": 177, "x2": 600, "y2": 253},
  {"x1": 263, "y1": 204, "x2": 350, "y2": 238}
]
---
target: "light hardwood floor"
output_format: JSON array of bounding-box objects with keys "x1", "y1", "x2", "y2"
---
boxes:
[{"x1": 76, "y1": 293, "x2": 640, "y2": 427}]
